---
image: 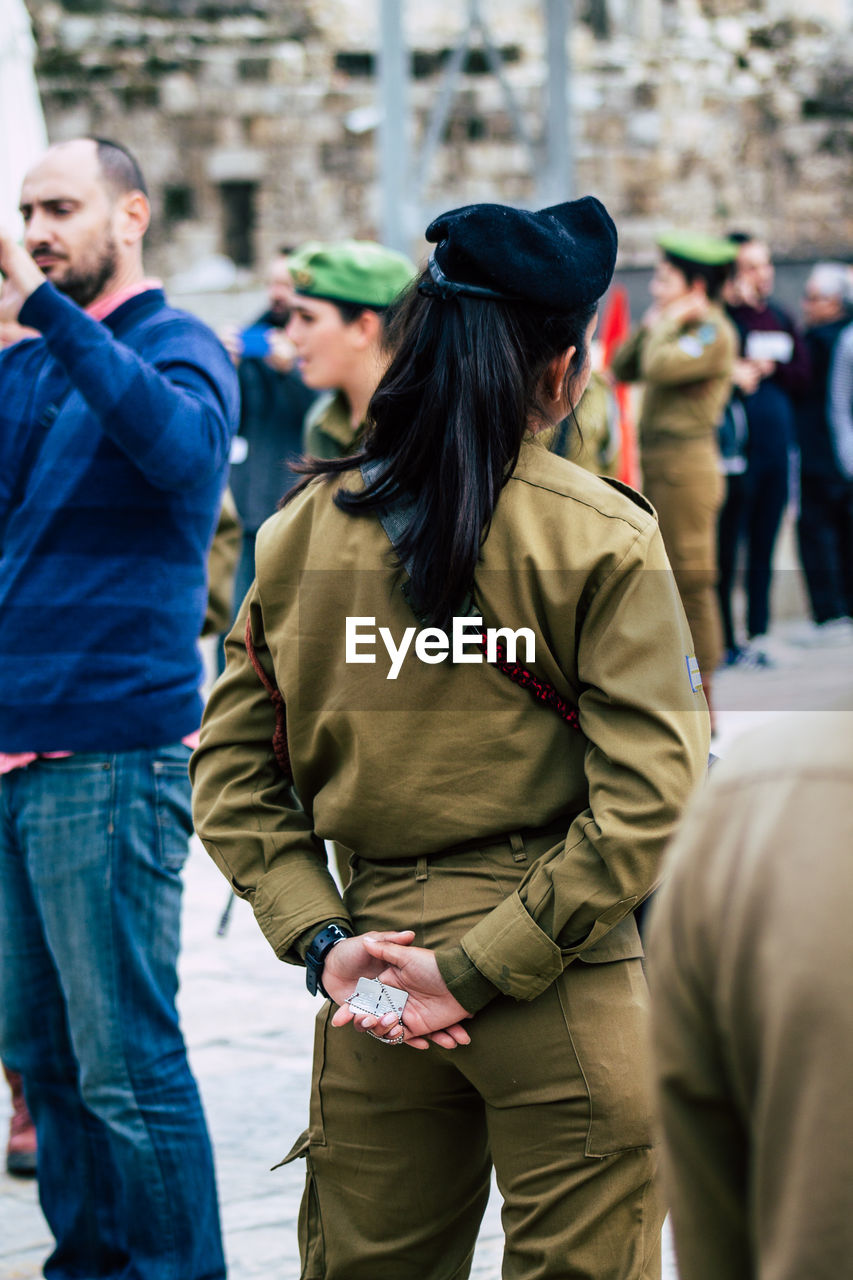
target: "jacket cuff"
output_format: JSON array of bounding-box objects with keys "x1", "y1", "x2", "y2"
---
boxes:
[
  {"x1": 461, "y1": 892, "x2": 565, "y2": 1002},
  {"x1": 252, "y1": 863, "x2": 352, "y2": 963},
  {"x1": 292, "y1": 922, "x2": 353, "y2": 965},
  {"x1": 435, "y1": 944, "x2": 500, "y2": 1015}
]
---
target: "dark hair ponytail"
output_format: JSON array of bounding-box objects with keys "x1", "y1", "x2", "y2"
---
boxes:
[{"x1": 288, "y1": 270, "x2": 596, "y2": 628}]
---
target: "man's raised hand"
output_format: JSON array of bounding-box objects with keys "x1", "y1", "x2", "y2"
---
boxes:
[{"x1": 0, "y1": 230, "x2": 45, "y2": 324}]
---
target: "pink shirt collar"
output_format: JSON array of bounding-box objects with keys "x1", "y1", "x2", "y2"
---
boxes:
[{"x1": 86, "y1": 278, "x2": 163, "y2": 322}]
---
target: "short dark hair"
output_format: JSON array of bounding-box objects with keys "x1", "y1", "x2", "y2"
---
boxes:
[
  {"x1": 91, "y1": 138, "x2": 148, "y2": 198},
  {"x1": 727, "y1": 230, "x2": 754, "y2": 245},
  {"x1": 663, "y1": 250, "x2": 733, "y2": 302}
]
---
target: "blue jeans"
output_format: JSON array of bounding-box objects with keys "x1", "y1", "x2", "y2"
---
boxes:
[{"x1": 0, "y1": 745, "x2": 225, "y2": 1280}]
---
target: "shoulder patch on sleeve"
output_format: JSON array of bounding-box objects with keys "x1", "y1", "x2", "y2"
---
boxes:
[
  {"x1": 686, "y1": 655, "x2": 703, "y2": 693},
  {"x1": 601, "y1": 476, "x2": 656, "y2": 517},
  {"x1": 677, "y1": 334, "x2": 705, "y2": 358}
]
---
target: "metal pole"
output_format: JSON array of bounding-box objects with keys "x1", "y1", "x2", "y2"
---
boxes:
[
  {"x1": 542, "y1": 0, "x2": 573, "y2": 204},
  {"x1": 377, "y1": 0, "x2": 409, "y2": 253},
  {"x1": 416, "y1": 21, "x2": 473, "y2": 199}
]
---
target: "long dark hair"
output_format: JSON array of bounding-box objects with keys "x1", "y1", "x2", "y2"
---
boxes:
[{"x1": 287, "y1": 269, "x2": 597, "y2": 628}]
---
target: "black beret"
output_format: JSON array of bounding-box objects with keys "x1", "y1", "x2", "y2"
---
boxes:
[{"x1": 422, "y1": 196, "x2": 618, "y2": 312}]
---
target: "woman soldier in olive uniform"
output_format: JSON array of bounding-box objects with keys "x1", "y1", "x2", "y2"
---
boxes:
[
  {"x1": 191, "y1": 200, "x2": 709, "y2": 1280},
  {"x1": 284, "y1": 240, "x2": 416, "y2": 460},
  {"x1": 286, "y1": 241, "x2": 417, "y2": 882},
  {"x1": 611, "y1": 233, "x2": 737, "y2": 726}
]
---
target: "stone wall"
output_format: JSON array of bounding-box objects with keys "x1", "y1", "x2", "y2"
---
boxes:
[{"x1": 23, "y1": 0, "x2": 853, "y2": 277}]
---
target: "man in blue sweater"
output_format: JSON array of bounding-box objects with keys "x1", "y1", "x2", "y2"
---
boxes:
[{"x1": 0, "y1": 138, "x2": 238, "y2": 1279}]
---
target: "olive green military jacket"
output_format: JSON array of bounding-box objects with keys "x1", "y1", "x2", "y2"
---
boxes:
[
  {"x1": 302, "y1": 389, "x2": 363, "y2": 459},
  {"x1": 610, "y1": 303, "x2": 737, "y2": 450},
  {"x1": 191, "y1": 440, "x2": 709, "y2": 1010}
]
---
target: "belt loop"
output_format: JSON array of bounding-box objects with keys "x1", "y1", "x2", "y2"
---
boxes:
[
  {"x1": 415, "y1": 856, "x2": 429, "y2": 882},
  {"x1": 509, "y1": 832, "x2": 527, "y2": 863}
]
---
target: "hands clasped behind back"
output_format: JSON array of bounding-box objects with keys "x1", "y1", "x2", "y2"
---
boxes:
[{"x1": 324, "y1": 932, "x2": 472, "y2": 1051}]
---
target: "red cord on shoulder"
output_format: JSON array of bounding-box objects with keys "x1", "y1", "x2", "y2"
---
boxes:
[
  {"x1": 479, "y1": 633, "x2": 581, "y2": 732},
  {"x1": 244, "y1": 614, "x2": 579, "y2": 783}
]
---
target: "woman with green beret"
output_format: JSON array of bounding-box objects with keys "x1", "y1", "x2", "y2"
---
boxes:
[
  {"x1": 285, "y1": 239, "x2": 416, "y2": 459},
  {"x1": 611, "y1": 232, "x2": 738, "y2": 729},
  {"x1": 191, "y1": 198, "x2": 709, "y2": 1278},
  {"x1": 284, "y1": 239, "x2": 416, "y2": 882}
]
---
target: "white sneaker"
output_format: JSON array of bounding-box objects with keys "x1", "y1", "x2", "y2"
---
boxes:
[
  {"x1": 789, "y1": 617, "x2": 853, "y2": 648},
  {"x1": 736, "y1": 638, "x2": 777, "y2": 669}
]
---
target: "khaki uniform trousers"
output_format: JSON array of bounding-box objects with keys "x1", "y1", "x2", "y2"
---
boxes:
[
  {"x1": 641, "y1": 439, "x2": 724, "y2": 678},
  {"x1": 282, "y1": 830, "x2": 663, "y2": 1280}
]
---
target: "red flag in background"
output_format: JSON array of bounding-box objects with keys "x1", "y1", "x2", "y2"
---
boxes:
[{"x1": 600, "y1": 285, "x2": 639, "y2": 489}]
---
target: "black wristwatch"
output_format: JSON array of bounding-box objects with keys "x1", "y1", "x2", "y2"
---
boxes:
[{"x1": 304, "y1": 924, "x2": 352, "y2": 997}]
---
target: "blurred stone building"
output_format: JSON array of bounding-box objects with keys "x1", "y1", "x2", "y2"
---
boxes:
[{"x1": 23, "y1": 0, "x2": 853, "y2": 279}]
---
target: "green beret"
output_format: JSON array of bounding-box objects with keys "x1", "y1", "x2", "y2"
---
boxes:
[
  {"x1": 657, "y1": 231, "x2": 738, "y2": 266},
  {"x1": 288, "y1": 239, "x2": 417, "y2": 308}
]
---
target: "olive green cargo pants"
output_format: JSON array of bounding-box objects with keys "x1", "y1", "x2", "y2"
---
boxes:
[
  {"x1": 641, "y1": 440, "x2": 724, "y2": 679},
  {"x1": 282, "y1": 830, "x2": 663, "y2": 1279}
]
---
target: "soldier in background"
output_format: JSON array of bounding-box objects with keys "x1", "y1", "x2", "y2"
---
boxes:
[
  {"x1": 285, "y1": 239, "x2": 417, "y2": 459},
  {"x1": 611, "y1": 232, "x2": 738, "y2": 729}
]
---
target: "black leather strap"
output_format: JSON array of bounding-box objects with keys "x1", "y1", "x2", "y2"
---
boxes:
[{"x1": 305, "y1": 923, "x2": 352, "y2": 998}]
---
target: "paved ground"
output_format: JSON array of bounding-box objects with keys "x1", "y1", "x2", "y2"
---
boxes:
[{"x1": 2, "y1": 618, "x2": 851, "y2": 1279}]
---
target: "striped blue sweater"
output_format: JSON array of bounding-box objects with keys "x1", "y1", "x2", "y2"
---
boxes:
[{"x1": 0, "y1": 282, "x2": 239, "y2": 752}]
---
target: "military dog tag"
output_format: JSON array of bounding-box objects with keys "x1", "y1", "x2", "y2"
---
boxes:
[{"x1": 347, "y1": 977, "x2": 408, "y2": 1019}]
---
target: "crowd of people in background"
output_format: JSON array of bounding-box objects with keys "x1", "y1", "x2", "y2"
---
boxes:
[
  {"x1": 201, "y1": 224, "x2": 853, "y2": 737},
  {"x1": 1, "y1": 132, "x2": 851, "y2": 1280},
  {"x1": 217, "y1": 226, "x2": 853, "y2": 718}
]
